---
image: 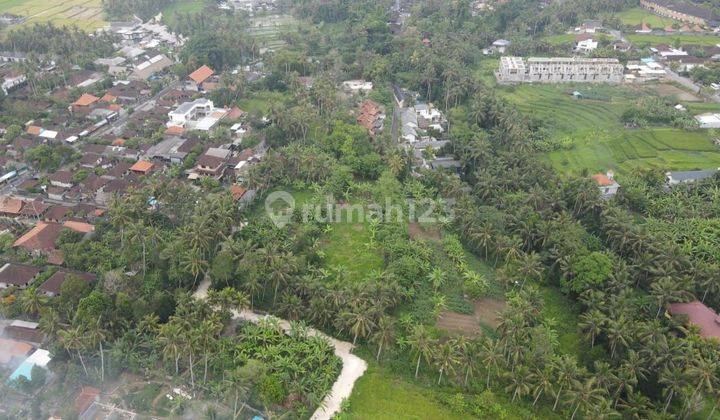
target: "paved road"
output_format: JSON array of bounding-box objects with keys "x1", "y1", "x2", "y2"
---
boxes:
[{"x1": 193, "y1": 278, "x2": 367, "y2": 420}]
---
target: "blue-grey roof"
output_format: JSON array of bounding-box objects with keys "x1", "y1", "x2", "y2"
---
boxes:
[{"x1": 668, "y1": 169, "x2": 718, "y2": 182}]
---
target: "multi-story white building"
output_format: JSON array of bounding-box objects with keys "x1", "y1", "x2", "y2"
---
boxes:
[
  {"x1": 167, "y1": 98, "x2": 227, "y2": 131},
  {"x1": 497, "y1": 56, "x2": 624, "y2": 83}
]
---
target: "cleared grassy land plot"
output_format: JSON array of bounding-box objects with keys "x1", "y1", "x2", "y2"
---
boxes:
[
  {"x1": 0, "y1": 0, "x2": 106, "y2": 31},
  {"x1": 615, "y1": 7, "x2": 677, "y2": 27},
  {"x1": 627, "y1": 33, "x2": 720, "y2": 47}
]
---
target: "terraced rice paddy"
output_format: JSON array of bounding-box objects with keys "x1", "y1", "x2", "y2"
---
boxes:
[
  {"x1": 501, "y1": 84, "x2": 720, "y2": 175},
  {"x1": 248, "y1": 14, "x2": 298, "y2": 52},
  {"x1": 0, "y1": 0, "x2": 106, "y2": 31}
]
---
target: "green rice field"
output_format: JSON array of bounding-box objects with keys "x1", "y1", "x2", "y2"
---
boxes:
[
  {"x1": 501, "y1": 84, "x2": 720, "y2": 175},
  {"x1": 615, "y1": 7, "x2": 677, "y2": 27},
  {"x1": 0, "y1": 0, "x2": 106, "y2": 31},
  {"x1": 627, "y1": 33, "x2": 720, "y2": 47}
]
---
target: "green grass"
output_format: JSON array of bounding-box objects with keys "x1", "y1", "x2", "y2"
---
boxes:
[
  {"x1": 0, "y1": 0, "x2": 106, "y2": 31},
  {"x1": 540, "y1": 287, "x2": 585, "y2": 357},
  {"x1": 615, "y1": 7, "x2": 677, "y2": 27},
  {"x1": 345, "y1": 364, "x2": 467, "y2": 420},
  {"x1": 321, "y1": 218, "x2": 384, "y2": 284},
  {"x1": 627, "y1": 33, "x2": 720, "y2": 47},
  {"x1": 162, "y1": 0, "x2": 208, "y2": 27},
  {"x1": 238, "y1": 90, "x2": 288, "y2": 114},
  {"x1": 500, "y1": 84, "x2": 720, "y2": 175}
]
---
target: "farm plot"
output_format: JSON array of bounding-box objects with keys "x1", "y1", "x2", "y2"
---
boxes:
[
  {"x1": 248, "y1": 13, "x2": 298, "y2": 52},
  {"x1": 501, "y1": 83, "x2": 720, "y2": 175},
  {"x1": 0, "y1": 0, "x2": 106, "y2": 31}
]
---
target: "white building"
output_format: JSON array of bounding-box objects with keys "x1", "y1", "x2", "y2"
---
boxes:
[
  {"x1": 342, "y1": 79, "x2": 373, "y2": 94},
  {"x1": 497, "y1": 56, "x2": 624, "y2": 83},
  {"x1": 591, "y1": 171, "x2": 620, "y2": 198},
  {"x1": 168, "y1": 99, "x2": 227, "y2": 131},
  {"x1": 575, "y1": 38, "x2": 598, "y2": 53},
  {"x1": 695, "y1": 113, "x2": 720, "y2": 128}
]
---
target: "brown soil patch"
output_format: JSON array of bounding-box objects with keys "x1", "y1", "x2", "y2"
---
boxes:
[
  {"x1": 650, "y1": 83, "x2": 700, "y2": 102},
  {"x1": 408, "y1": 221, "x2": 442, "y2": 241},
  {"x1": 437, "y1": 298, "x2": 507, "y2": 336}
]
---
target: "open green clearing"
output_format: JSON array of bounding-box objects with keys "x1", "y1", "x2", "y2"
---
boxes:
[
  {"x1": 627, "y1": 33, "x2": 720, "y2": 47},
  {"x1": 615, "y1": 7, "x2": 677, "y2": 27},
  {"x1": 0, "y1": 0, "x2": 106, "y2": 31},
  {"x1": 161, "y1": 0, "x2": 208, "y2": 27},
  {"x1": 321, "y1": 218, "x2": 384, "y2": 284},
  {"x1": 501, "y1": 83, "x2": 720, "y2": 175}
]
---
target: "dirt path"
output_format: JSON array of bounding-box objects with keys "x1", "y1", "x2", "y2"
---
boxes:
[{"x1": 193, "y1": 278, "x2": 367, "y2": 420}]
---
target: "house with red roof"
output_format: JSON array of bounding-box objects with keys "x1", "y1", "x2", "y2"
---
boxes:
[
  {"x1": 187, "y1": 65, "x2": 215, "y2": 92},
  {"x1": 668, "y1": 300, "x2": 720, "y2": 340},
  {"x1": 591, "y1": 171, "x2": 620, "y2": 198}
]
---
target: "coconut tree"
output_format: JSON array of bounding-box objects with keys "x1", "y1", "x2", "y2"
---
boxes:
[
  {"x1": 406, "y1": 324, "x2": 436, "y2": 379},
  {"x1": 86, "y1": 317, "x2": 107, "y2": 383},
  {"x1": 434, "y1": 340, "x2": 459, "y2": 385},
  {"x1": 578, "y1": 309, "x2": 606, "y2": 348},
  {"x1": 553, "y1": 355, "x2": 581, "y2": 411},
  {"x1": 505, "y1": 365, "x2": 532, "y2": 402},
  {"x1": 370, "y1": 316, "x2": 396, "y2": 362},
  {"x1": 59, "y1": 326, "x2": 88, "y2": 376},
  {"x1": 568, "y1": 377, "x2": 606, "y2": 420}
]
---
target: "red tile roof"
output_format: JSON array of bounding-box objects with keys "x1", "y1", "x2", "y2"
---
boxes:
[
  {"x1": 130, "y1": 160, "x2": 154, "y2": 174},
  {"x1": 13, "y1": 221, "x2": 64, "y2": 252},
  {"x1": 591, "y1": 173, "x2": 616, "y2": 187},
  {"x1": 38, "y1": 268, "x2": 95, "y2": 295},
  {"x1": 72, "y1": 93, "x2": 100, "y2": 107},
  {"x1": 189, "y1": 65, "x2": 214, "y2": 84}
]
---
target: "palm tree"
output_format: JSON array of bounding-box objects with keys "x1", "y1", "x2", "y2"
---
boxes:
[
  {"x1": 480, "y1": 337, "x2": 504, "y2": 388},
  {"x1": 687, "y1": 357, "x2": 718, "y2": 404},
  {"x1": 158, "y1": 321, "x2": 183, "y2": 375},
  {"x1": 370, "y1": 316, "x2": 396, "y2": 362},
  {"x1": 505, "y1": 365, "x2": 532, "y2": 402},
  {"x1": 659, "y1": 366, "x2": 686, "y2": 413},
  {"x1": 530, "y1": 367, "x2": 555, "y2": 406},
  {"x1": 650, "y1": 276, "x2": 692, "y2": 318},
  {"x1": 456, "y1": 336, "x2": 479, "y2": 387},
  {"x1": 340, "y1": 305, "x2": 376, "y2": 346},
  {"x1": 19, "y1": 288, "x2": 46, "y2": 316},
  {"x1": 197, "y1": 317, "x2": 222, "y2": 382},
  {"x1": 59, "y1": 326, "x2": 88, "y2": 376},
  {"x1": 39, "y1": 307, "x2": 61, "y2": 339},
  {"x1": 434, "y1": 340, "x2": 459, "y2": 385},
  {"x1": 406, "y1": 324, "x2": 436, "y2": 379},
  {"x1": 181, "y1": 248, "x2": 208, "y2": 288},
  {"x1": 553, "y1": 355, "x2": 581, "y2": 411},
  {"x1": 86, "y1": 317, "x2": 107, "y2": 383},
  {"x1": 568, "y1": 377, "x2": 606, "y2": 420},
  {"x1": 109, "y1": 197, "x2": 132, "y2": 249},
  {"x1": 578, "y1": 309, "x2": 605, "y2": 348}
]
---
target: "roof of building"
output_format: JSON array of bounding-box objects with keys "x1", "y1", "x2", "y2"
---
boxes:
[
  {"x1": 44, "y1": 205, "x2": 71, "y2": 221},
  {"x1": 197, "y1": 154, "x2": 226, "y2": 169},
  {"x1": 0, "y1": 337, "x2": 33, "y2": 365},
  {"x1": 49, "y1": 170, "x2": 74, "y2": 184},
  {"x1": 230, "y1": 184, "x2": 247, "y2": 200},
  {"x1": 164, "y1": 125, "x2": 185, "y2": 136},
  {"x1": 130, "y1": 160, "x2": 154, "y2": 173},
  {"x1": 13, "y1": 221, "x2": 64, "y2": 252},
  {"x1": 669, "y1": 300, "x2": 720, "y2": 339},
  {"x1": 189, "y1": 65, "x2": 214, "y2": 84},
  {"x1": 0, "y1": 263, "x2": 40, "y2": 287},
  {"x1": 26, "y1": 125, "x2": 42, "y2": 136},
  {"x1": 20, "y1": 200, "x2": 50, "y2": 218},
  {"x1": 591, "y1": 173, "x2": 618, "y2": 187},
  {"x1": 72, "y1": 93, "x2": 100, "y2": 107},
  {"x1": 63, "y1": 220, "x2": 95, "y2": 234},
  {"x1": 38, "y1": 268, "x2": 95, "y2": 295},
  {"x1": 0, "y1": 195, "x2": 23, "y2": 215},
  {"x1": 667, "y1": 169, "x2": 718, "y2": 182},
  {"x1": 74, "y1": 386, "x2": 101, "y2": 415}
]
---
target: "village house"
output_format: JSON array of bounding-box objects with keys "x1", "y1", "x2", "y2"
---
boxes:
[
  {"x1": 575, "y1": 34, "x2": 598, "y2": 53},
  {"x1": 195, "y1": 154, "x2": 227, "y2": 179},
  {"x1": 49, "y1": 170, "x2": 74, "y2": 189},
  {"x1": 591, "y1": 171, "x2": 620, "y2": 198},
  {"x1": 129, "y1": 160, "x2": 154, "y2": 175},
  {"x1": 70, "y1": 93, "x2": 100, "y2": 114},
  {"x1": 38, "y1": 268, "x2": 96, "y2": 297},
  {"x1": 0, "y1": 263, "x2": 41, "y2": 289},
  {"x1": 0, "y1": 195, "x2": 23, "y2": 217},
  {"x1": 187, "y1": 65, "x2": 215, "y2": 92},
  {"x1": 357, "y1": 100, "x2": 385, "y2": 135},
  {"x1": 341, "y1": 80, "x2": 373, "y2": 94},
  {"x1": 13, "y1": 221, "x2": 66, "y2": 264},
  {"x1": 483, "y1": 39, "x2": 511, "y2": 55},
  {"x1": 130, "y1": 54, "x2": 173, "y2": 81}
]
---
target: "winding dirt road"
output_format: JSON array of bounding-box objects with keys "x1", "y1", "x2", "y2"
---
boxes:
[{"x1": 193, "y1": 278, "x2": 367, "y2": 420}]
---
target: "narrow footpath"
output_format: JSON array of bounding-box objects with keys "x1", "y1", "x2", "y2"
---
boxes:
[{"x1": 193, "y1": 278, "x2": 367, "y2": 420}]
